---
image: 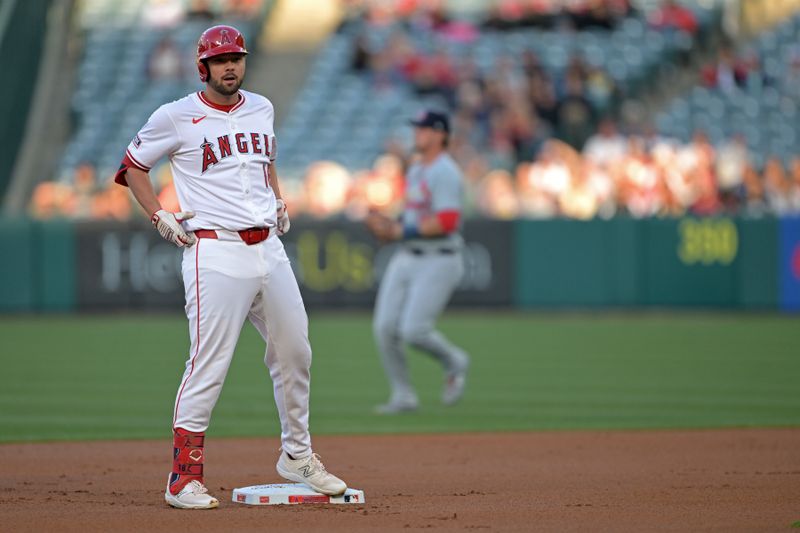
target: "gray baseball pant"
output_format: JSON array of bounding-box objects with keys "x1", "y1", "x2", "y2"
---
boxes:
[{"x1": 372, "y1": 248, "x2": 466, "y2": 403}]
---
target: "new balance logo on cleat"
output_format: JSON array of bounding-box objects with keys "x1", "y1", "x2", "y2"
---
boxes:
[{"x1": 276, "y1": 451, "x2": 347, "y2": 495}]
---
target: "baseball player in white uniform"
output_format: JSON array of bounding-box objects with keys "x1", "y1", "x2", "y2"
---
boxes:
[
  {"x1": 114, "y1": 25, "x2": 347, "y2": 509},
  {"x1": 365, "y1": 110, "x2": 470, "y2": 414}
]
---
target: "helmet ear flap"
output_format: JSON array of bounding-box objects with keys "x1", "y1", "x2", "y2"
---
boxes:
[{"x1": 198, "y1": 60, "x2": 209, "y2": 82}]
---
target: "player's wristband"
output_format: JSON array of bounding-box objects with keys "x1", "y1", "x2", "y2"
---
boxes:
[{"x1": 402, "y1": 225, "x2": 421, "y2": 240}]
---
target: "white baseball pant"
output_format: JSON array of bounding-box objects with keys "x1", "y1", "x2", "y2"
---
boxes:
[{"x1": 173, "y1": 231, "x2": 312, "y2": 458}]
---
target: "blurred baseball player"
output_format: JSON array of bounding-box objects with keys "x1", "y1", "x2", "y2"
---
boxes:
[
  {"x1": 114, "y1": 25, "x2": 347, "y2": 509},
  {"x1": 366, "y1": 110, "x2": 470, "y2": 414}
]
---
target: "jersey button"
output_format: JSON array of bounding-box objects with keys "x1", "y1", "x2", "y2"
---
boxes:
[{"x1": 240, "y1": 163, "x2": 246, "y2": 168}]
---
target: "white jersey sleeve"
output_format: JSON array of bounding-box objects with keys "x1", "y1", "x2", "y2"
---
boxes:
[
  {"x1": 114, "y1": 105, "x2": 180, "y2": 185},
  {"x1": 269, "y1": 135, "x2": 277, "y2": 162}
]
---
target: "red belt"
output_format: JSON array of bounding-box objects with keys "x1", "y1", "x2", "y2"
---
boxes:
[{"x1": 195, "y1": 228, "x2": 270, "y2": 245}]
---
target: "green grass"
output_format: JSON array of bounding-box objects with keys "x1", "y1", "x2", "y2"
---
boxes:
[{"x1": 0, "y1": 312, "x2": 798, "y2": 442}]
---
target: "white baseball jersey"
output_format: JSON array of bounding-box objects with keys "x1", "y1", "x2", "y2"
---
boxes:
[
  {"x1": 115, "y1": 89, "x2": 315, "y2": 462},
  {"x1": 116, "y1": 89, "x2": 278, "y2": 231}
]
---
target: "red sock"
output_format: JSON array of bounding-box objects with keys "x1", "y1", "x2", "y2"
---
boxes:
[{"x1": 169, "y1": 427, "x2": 205, "y2": 495}]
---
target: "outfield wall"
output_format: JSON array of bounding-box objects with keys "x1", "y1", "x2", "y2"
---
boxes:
[{"x1": 1, "y1": 217, "x2": 798, "y2": 312}]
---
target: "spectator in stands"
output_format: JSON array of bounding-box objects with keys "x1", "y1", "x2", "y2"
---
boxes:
[
  {"x1": 142, "y1": 0, "x2": 185, "y2": 28},
  {"x1": 186, "y1": 0, "x2": 216, "y2": 22},
  {"x1": 351, "y1": 34, "x2": 372, "y2": 72},
  {"x1": 481, "y1": 1, "x2": 526, "y2": 31},
  {"x1": 377, "y1": 32, "x2": 423, "y2": 87},
  {"x1": 475, "y1": 169, "x2": 520, "y2": 219},
  {"x1": 507, "y1": 103, "x2": 549, "y2": 163},
  {"x1": 739, "y1": 47, "x2": 771, "y2": 92},
  {"x1": 568, "y1": 0, "x2": 616, "y2": 31},
  {"x1": 527, "y1": 71, "x2": 559, "y2": 126},
  {"x1": 523, "y1": 139, "x2": 573, "y2": 211},
  {"x1": 304, "y1": 161, "x2": 353, "y2": 218},
  {"x1": 71, "y1": 162, "x2": 97, "y2": 219},
  {"x1": 90, "y1": 178, "x2": 132, "y2": 221},
  {"x1": 741, "y1": 163, "x2": 768, "y2": 217},
  {"x1": 413, "y1": 48, "x2": 458, "y2": 100},
  {"x1": 521, "y1": 49, "x2": 546, "y2": 80},
  {"x1": 648, "y1": 0, "x2": 698, "y2": 35},
  {"x1": 682, "y1": 130, "x2": 721, "y2": 215},
  {"x1": 516, "y1": 161, "x2": 557, "y2": 218},
  {"x1": 554, "y1": 73, "x2": 595, "y2": 149},
  {"x1": 227, "y1": 0, "x2": 262, "y2": 19},
  {"x1": 715, "y1": 133, "x2": 749, "y2": 208},
  {"x1": 559, "y1": 164, "x2": 602, "y2": 220},
  {"x1": 153, "y1": 164, "x2": 181, "y2": 213},
  {"x1": 148, "y1": 37, "x2": 184, "y2": 81},
  {"x1": 584, "y1": 65, "x2": 616, "y2": 111},
  {"x1": 789, "y1": 157, "x2": 800, "y2": 213},
  {"x1": 689, "y1": 164, "x2": 722, "y2": 216},
  {"x1": 657, "y1": 144, "x2": 696, "y2": 213},
  {"x1": 763, "y1": 157, "x2": 793, "y2": 215},
  {"x1": 616, "y1": 137, "x2": 664, "y2": 218},
  {"x1": 782, "y1": 47, "x2": 800, "y2": 100},
  {"x1": 583, "y1": 118, "x2": 627, "y2": 167},
  {"x1": 344, "y1": 153, "x2": 405, "y2": 220},
  {"x1": 405, "y1": 0, "x2": 452, "y2": 32},
  {"x1": 701, "y1": 47, "x2": 747, "y2": 93},
  {"x1": 30, "y1": 182, "x2": 73, "y2": 220}
]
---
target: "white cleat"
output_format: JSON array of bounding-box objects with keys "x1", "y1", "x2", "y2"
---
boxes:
[
  {"x1": 165, "y1": 480, "x2": 219, "y2": 509},
  {"x1": 373, "y1": 400, "x2": 419, "y2": 414},
  {"x1": 276, "y1": 451, "x2": 347, "y2": 496},
  {"x1": 442, "y1": 353, "x2": 469, "y2": 406}
]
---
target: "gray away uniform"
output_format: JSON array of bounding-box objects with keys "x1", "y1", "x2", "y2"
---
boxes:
[{"x1": 373, "y1": 153, "x2": 470, "y2": 406}]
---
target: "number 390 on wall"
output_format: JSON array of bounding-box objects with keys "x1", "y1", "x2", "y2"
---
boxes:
[{"x1": 677, "y1": 218, "x2": 739, "y2": 266}]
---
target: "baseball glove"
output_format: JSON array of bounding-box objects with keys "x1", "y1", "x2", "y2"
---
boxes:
[{"x1": 365, "y1": 210, "x2": 398, "y2": 241}]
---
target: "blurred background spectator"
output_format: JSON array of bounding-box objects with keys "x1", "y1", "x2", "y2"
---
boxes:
[{"x1": 21, "y1": 0, "x2": 800, "y2": 222}]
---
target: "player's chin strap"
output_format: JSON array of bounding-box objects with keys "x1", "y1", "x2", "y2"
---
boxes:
[{"x1": 169, "y1": 428, "x2": 205, "y2": 495}]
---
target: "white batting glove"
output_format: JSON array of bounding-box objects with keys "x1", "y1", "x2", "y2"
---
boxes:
[
  {"x1": 151, "y1": 209, "x2": 196, "y2": 247},
  {"x1": 276, "y1": 199, "x2": 290, "y2": 236}
]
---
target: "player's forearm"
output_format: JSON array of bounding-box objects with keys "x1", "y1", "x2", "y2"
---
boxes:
[
  {"x1": 385, "y1": 217, "x2": 444, "y2": 241},
  {"x1": 406, "y1": 211, "x2": 459, "y2": 239},
  {"x1": 125, "y1": 168, "x2": 162, "y2": 216},
  {"x1": 417, "y1": 216, "x2": 447, "y2": 237},
  {"x1": 267, "y1": 163, "x2": 283, "y2": 200}
]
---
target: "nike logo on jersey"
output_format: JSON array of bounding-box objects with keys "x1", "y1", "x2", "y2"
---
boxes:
[{"x1": 192, "y1": 116, "x2": 207, "y2": 124}]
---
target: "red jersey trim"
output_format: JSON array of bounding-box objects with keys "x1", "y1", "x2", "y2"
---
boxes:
[
  {"x1": 197, "y1": 91, "x2": 245, "y2": 113},
  {"x1": 126, "y1": 149, "x2": 150, "y2": 171},
  {"x1": 436, "y1": 210, "x2": 460, "y2": 233},
  {"x1": 114, "y1": 152, "x2": 150, "y2": 186}
]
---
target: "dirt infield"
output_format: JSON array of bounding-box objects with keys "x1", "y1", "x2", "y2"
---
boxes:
[{"x1": 1, "y1": 429, "x2": 798, "y2": 532}]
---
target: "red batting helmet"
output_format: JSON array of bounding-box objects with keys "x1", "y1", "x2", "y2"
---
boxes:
[{"x1": 196, "y1": 25, "x2": 248, "y2": 82}]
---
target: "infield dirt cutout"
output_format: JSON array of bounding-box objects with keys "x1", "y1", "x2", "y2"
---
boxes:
[{"x1": 1, "y1": 429, "x2": 798, "y2": 532}]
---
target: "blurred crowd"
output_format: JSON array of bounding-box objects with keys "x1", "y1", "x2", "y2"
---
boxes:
[
  {"x1": 31, "y1": 0, "x2": 800, "y2": 221},
  {"x1": 701, "y1": 43, "x2": 800, "y2": 99},
  {"x1": 471, "y1": 126, "x2": 800, "y2": 220},
  {"x1": 347, "y1": 2, "x2": 634, "y2": 169},
  {"x1": 141, "y1": 0, "x2": 263, "y2": 29},
  {"x1": 144, "y1": 0, "x2": 266, "y2": 84},
  {"x1": 340, "y1": 0, "x2": 639, "y2": 32},
  {"x1": 29, "y1": 123, "x2": 800, "y2": 221}
]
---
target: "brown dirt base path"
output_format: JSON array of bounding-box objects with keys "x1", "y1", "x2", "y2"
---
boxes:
[{"x1": 1, "y1": 429, "x2": 798, "y2": 532}]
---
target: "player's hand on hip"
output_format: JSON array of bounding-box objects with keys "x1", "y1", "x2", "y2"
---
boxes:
[
  {"x1": 276, "y1": 199, "x2": 290, "y2": 236},
  {"x1": 151, "y1": 209, "x2": 197, "y2": 247}
]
